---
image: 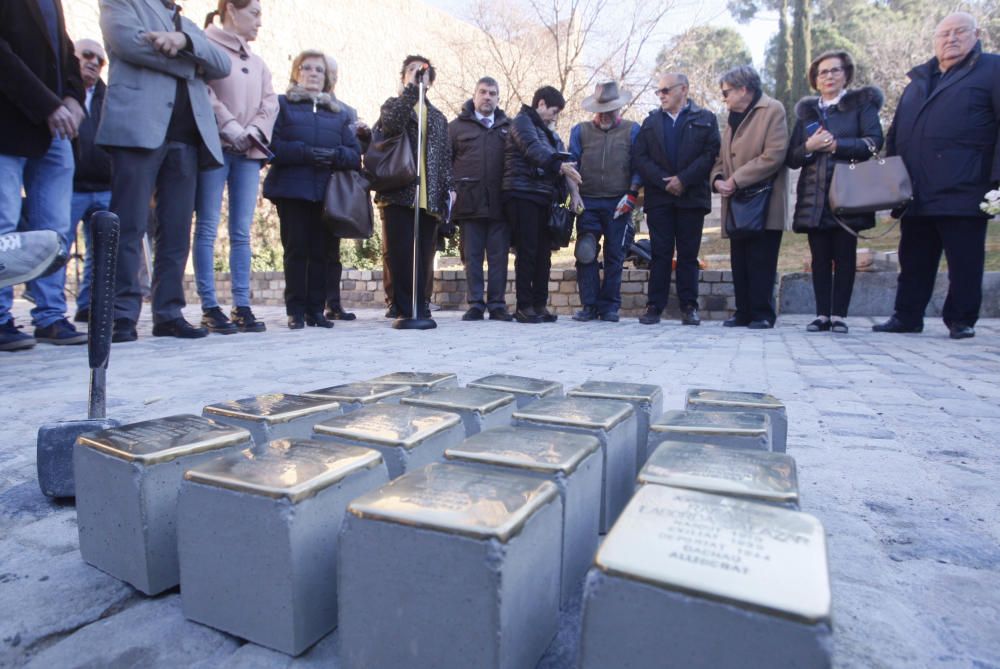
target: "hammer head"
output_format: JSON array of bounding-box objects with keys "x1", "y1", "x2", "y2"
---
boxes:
[{"x1": 37, "y1": 418, "x2": 120, "y2": 499}]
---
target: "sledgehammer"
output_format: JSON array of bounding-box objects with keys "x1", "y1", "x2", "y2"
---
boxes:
[{"x1": 37, "y1": 211, "x2": 122, "y2": 498}]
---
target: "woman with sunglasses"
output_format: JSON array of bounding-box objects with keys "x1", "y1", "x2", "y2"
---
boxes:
[
  {"x1": 193, "y1": 0, "x2": 277, "y2": 334},
  {"x1": 787, "y1": 50, "x2": 884, "y2": 334}
]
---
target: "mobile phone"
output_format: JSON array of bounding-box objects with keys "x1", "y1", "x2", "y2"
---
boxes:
[
  {"x1": 248, "y1": 133, "x2": 275, "y2": 161},
  {"x1": 554, "y1": 151, "x2": 574, "y2": 161},
  {"x1": 805, "y1": 121, "x2": 822, "y2": 136}
]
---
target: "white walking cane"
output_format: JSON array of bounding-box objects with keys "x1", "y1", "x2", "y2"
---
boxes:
[{"x1": 393, "y1": 66, "x2": 436, "y2": 330}]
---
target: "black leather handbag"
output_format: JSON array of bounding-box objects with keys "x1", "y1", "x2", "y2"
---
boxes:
[
  {"x1": 362, "y1": 123, "x2": 416, "y2": 192},
  {"x1": 725, "y1": 181, "x2": 772, "y2": 239},
  {"x1": 548, "y1": 202, "x2": 575, "y2": 249},
  {"x1": 323, "y1": 170, "x2": 374, "y2": 239}
]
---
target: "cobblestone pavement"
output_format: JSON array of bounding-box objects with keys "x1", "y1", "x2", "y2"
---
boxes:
[{"x1": 2, "y1": 301, "x2": 998, "y2": 668}]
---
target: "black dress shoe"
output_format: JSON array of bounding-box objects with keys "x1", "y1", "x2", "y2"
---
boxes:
[
  {"x1": 807, "y1": 317, "x2": 831, "y2": 332},
  {"x1": 384, "y1": 304, "x2": 398, "y2": 318},
  {"x1": 948, "y1": 324, "x2": 975, "y2": 340},
  {"x1": 537, "y1": 308, "x2": 558, "y2": 323},
  {"x1": 515, "y1": 308, "x2": 540, "y2": 324},
  {"x1": 111, "y1": 318, "x2": 137, "y2": 343},
  {"x1": 152, "y1": 318, "x2": 208, "y2": 339},
  {"x1": 747, "y1": 319, "x2": 773, "y2": 329},
  {"x1": 325, "y1": 305, "x2": 356, "y2": 321},
  {"x1": 722, "y1": 316, "x2": 750, "y2": 327},
  {"x1": 462, "y1": 307, "x2": 485, "y2": 321},
  {"x1": 287, "y1": 314, "x2": 305, "y2": 329},
  {"x1": 488, "y1": 308, "x2": 512, "y2": 321},
  {"x1": 638, "y1": 306, "x2": 661, "y2": 325},
  {"x1": 305, "y1": 312, "x2": 334, "y2": 328},
  {"x1": 681, "y1": 307, "x2": 701, "y2": 326},
  {"x1": 872, "y1": 316, "x2": 923, "y2": 333},
  {"x1": 573, "y1": 306, "x2": 599, "y2": 322},
  {"x1": 600, "y1": 311, "x2": 620, "y2": 322}
]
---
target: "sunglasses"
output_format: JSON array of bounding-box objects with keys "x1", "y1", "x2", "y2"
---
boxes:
[
  {"x1": 656, "y1": 85, "x2": 680, "y2": 96},
  {"x1": 81, "y1": 50, "x2": 105, "y2": 66}
]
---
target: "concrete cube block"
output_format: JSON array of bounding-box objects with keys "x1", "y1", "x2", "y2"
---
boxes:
[
  {"x1": 365, "y1": 371, "x2": 458, "y2": 394},
  {"x1": 686, "y1": 389, "x2": 788, "y2": 453},
  {"x1": 568, "y1": 381, "x2": 663, "y2": 474},
  {"x1": 75, "y1": 415, "x2": 252, "y2": 595},
  {"x1": 639, "y1": 441, "x2": 799, "y2": 509},
  {"x1": 312, "y1": 403, "x2": 464, "y2": 479},
  {"x1": 445, "y1": 426, "x2": 602, "y2": 604},
  {"x1": 202, "y1": 393, "x2": 343, "y2": 446},
  {"x1": 300, "y1": 382, "x2": 412, "y2": 412},
  {"x1": 340, "y1": 463, "x2": 562, "y2": 669},
  {"x1": 402, "y1": 387, "x2": 516, "y2": 437},
  {"x1": 651, "y1": 410, "x2": 772, "y2": 453},
  {"x1": 178, "y1": 439, "x2": 389, "y2": 656},
  {"x1": 512, "y1": 397, "x2": 637, "y2": 533},
  {"x1": 467, "y1": 374, "x2": 563, "y2": 408},
  {"x1": 580, "y1": 485, "x2": 832, "y2": 669}
]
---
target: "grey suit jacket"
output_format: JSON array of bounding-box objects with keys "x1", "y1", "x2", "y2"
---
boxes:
[{"x1": 96, "y1": 0, "x2": 230, "y2": 165}]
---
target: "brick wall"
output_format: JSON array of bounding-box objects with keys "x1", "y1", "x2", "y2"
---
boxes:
[{"x1": 180, "y1": 269, "x2": 738, "y2": 319}]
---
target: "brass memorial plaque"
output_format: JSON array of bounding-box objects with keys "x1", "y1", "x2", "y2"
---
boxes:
[
  {"x1": 402, "y1": 387, "x2": 515, "y2": 415},
  {"x1": 513, "y1": 397, "x2": 634, "y2": 431},
  {"x1": 467, "y1": 374, "x2": 562, "y2": 398},
  {"x1": 687, "y1": 389, "x2": 784, "y2": 411},
  {"x1": 313, "y1": 404, "x2": 461, "y2": 449},
  {"x1": 445, "y1": 427, "x2": 600, "y2": 474},
  {"x1": 596, "y1": 485, "x2": 830, "y2": 623},
  {"x1": 367, "y1": 372, "x2": 458, "y2": 389},
  {"x1": 77, "y1": 414, "x2": 251, "y2": 465},
  {"x1": 652, "y1": 410, "x2": 768, "y2": 437},
  {"x1": 184, "y1": 439, "x2": 383, "y2": 503},
  {"x1": 203, "y1": 394, "x2": 341, "y2": 425},
  {"x1": 301, "y1": 382, "x2": 412, "y2": 404},
  {"x1": 568, "y1": 381, "x2": 662, "y2": 404},
  {"x1": 348, "y1": 463, "x2": 558, "y2": 542},
  {"x1": 639, "y1": 442, "x2": 798, "y2": 504}
]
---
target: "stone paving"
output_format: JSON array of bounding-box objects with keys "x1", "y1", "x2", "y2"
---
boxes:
[{"x1": 1, "y1": 300, "x2": 999, "y2": 668}]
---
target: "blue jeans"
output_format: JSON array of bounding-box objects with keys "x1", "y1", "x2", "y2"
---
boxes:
[
  {"x1": 0, "y1": 138, "x2": 74, "y2": 327},
  {"x1": 193, "y1": 153, "x2": 262, "y2": 309},
  {"x1": 69, "y1": 190, "x2": 112, "y2": 310},
  {"x1": 575, "y1": 196, "x2": 627, "y2": 314}
]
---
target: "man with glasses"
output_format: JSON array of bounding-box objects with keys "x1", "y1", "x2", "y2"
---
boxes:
[
  {"x1": 0, "y1": 0, "x2": 87, "y2": 351},
  {"x1": 633, "y1": 73, "x2": 720, "y2": 325},
  {"x1": 97, "y1": 0, "x2": 230, "y2": 342},
  {"x1": 69, "y1": 39, "x2": 112, "y2": 324},
  {"x1": 876, "y1": 12, "x2": 1000, "y2": 340}
]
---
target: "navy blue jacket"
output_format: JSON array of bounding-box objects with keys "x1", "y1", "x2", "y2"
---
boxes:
[
  {"x1": 887, "y1": 42, "x2": 1000, "y2": 218},
  {"x1": 263, "y1": 94, "x2": 361, "y2": 203},
  {"x1": 632, "y1": 102, "x2": 720, "y2": 213}
]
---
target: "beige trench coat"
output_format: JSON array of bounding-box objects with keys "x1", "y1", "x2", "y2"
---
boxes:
[{"x1": 712, "y1": 93, "x2": 790, "y2": 236}]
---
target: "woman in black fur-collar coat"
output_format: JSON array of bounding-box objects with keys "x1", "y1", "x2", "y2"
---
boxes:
[{"x1": 787, "y1": 50, "x2": 884, "y2": 334}]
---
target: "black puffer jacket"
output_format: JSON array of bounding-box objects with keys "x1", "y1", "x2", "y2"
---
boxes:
[
  {"x1": 373, "y1": 84, "x2": 453, "y2": 219},
  {"x1": 787, "y1": 86, "x2": 884, "y2": 232},
  {"x1": 449, "y1": 100, "x2": 510, "y2": 221},
  {"x1": 502, "y1": 105, "x2": 566, "y2": 199}
]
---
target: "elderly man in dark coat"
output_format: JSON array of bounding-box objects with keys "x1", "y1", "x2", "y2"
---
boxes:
[{"x1": 876, "y1": 12, "x2": 1000, "y2": 339}]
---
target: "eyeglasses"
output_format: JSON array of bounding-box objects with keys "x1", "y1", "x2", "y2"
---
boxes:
[
  {"x1": 817, "y1": 66, "x2": 844, "y2": 78},
  {"x1": 934, "y1": 26, "x2": 974, "y2": 40},
  {"x1": 721, "y1": 87, "x2": 735, "y2": 98},
  {"x1": 298, "y1": 64, "x2": 326, "y2": 74},
  {"x1": 656, "y1": 85, "x2": 680, "y2": 96},
  {"x1": 80, "y1": 50, "x2": 105, "y2": 66}
]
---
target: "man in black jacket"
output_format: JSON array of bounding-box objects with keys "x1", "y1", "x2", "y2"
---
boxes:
[
  {"x1": 0, "y1": 0, "x2": 87, "y2": 351},
  {"x1": 449, "y1": 77, "x2": 513, "y2": 321},
  {"x1": 876, "y1": 12, "x2": 1000, "y2": 340},
  {"x1": 633, "y1": 72, "x2": 720, "y2": 326},
  {"x1": 69, "y1": 38, "x2": 112, "y2": 324}
]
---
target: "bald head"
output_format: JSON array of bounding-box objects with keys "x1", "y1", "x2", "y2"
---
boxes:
[
  {"x1": 75, "y1": 38, "x2": 106, "y2": 88},
  {"x1": 933, "y1": 12, "x2": 979, "y2": 72}
]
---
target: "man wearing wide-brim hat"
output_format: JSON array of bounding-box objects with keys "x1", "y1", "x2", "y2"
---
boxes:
[{"x1": 568, "y1": 81, "x2": 642, "y2": 323}]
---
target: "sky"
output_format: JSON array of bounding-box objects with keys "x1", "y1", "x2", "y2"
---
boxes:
[{"x1": 421, "y1": 0, "x2": 778, "y2": 67}]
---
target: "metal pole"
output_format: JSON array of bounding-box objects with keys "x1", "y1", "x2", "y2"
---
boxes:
[{"x1": 411, "y1": 77, "x2": 425, "y2": 321}]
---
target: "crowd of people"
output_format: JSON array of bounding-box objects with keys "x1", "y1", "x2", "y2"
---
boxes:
[{"x1": 0, "y1": 2, "x2": 996, "y2": 351}]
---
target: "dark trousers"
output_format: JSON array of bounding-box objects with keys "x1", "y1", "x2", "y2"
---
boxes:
[
  {"x1": 576, "y1": 197, "x2": 627, "y2": 314},
  {"x1": 646, "y1": 204, "x2": 705, "y2": 311},
  {"x1": 384, "y1": 204, "x2": 437, "y2": 318},
  {"x1": 461, "y1": 217, "x2": 510, "y2": 310},
  {"x1": 808, "y1": 227, "x2": 857, "y2": 317},
  {"x1": 505, "y1": 197, "x2": 552, "y2": 311},
  {"x1": 894, "y1": 215, "x2": 988, "y2": 327},
  {"x1": 276, "y1": 198, "x2": 326, "y2": 316},
  {"x1": 109, "y1": 142, "x2": 198, "y2": 325},
  {"x1": 730, "y1": 230, "x2": 783, "y2": 324},
  {"x1": 380, "y1": 214, "x2": 392, "y2": 306},
  {"x1": 324, "y1": 233, "x2": 343, "y2": 309}
]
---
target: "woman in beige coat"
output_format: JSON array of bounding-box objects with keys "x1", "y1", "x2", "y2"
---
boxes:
[{"x1": 712, "y1": 65, "x2": 789, "y2": 328}]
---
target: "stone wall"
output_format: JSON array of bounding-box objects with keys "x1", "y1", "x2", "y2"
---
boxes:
[{"x1": 180, "y1": 268, "x2": 739, "y2": 318}]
